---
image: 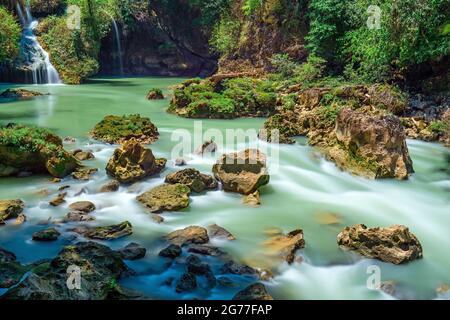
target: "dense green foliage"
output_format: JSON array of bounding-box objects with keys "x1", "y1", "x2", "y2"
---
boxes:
[{"x1": 0, "y1": 6, "x2": 21, "y2": 61}]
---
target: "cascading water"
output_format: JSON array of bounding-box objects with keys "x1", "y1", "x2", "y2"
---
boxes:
[
  {"x1": 16, "y1": 3, "x2": 61, "y2": 84},
  {"x1": 111, "y1": 18, "x2": 124, "y2": 75}
]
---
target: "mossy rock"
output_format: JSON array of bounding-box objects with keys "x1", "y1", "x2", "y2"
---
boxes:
[
  {"x1": 136, "y1": 183, "x2": 191, "y2": 213},
  {"x1": 0, "y1": 124, "x2": 78, "y2": 178},
  {"x1": 0, "y1": 88, "x2": 45, "y2": 99},
  {"x1": 90, "y1": 115, "x2": 159, "y2": 145},
  {"x1": 0, "y1": 199, "x2": 24, "y2": 221},
  {"x1": 146, "y1": 88, "x2": 164, "y2": 100}
]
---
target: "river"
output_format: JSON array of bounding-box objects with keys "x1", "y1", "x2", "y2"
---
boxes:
[{"x1": 0, "y1": 77, "x2": 449, "y2": 300}]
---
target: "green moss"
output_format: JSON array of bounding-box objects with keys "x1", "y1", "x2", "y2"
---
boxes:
[
  {"x1": 91, "y1": 114, "x2": 159, "y2": 144},
  {"x1": 429, "y1": 120, "x2": 449, "y2": 134},
  {"x1": 0, "y1": 6, "x2": 21, "y2": 61}
]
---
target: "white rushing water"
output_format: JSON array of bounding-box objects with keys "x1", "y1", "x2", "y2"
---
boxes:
[{"x1": 16, "y1": 3, "x2": 61, "y2": 84}]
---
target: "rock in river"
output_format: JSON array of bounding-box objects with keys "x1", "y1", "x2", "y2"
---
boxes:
[
  {"x1": 337, "y1": 224, "x2": 423, "y2": 264},
  {"x1": 263, "y1": 229, "x2": 305, "y2": 264},
  {"x1": 212, "y1": 149, "x2": 270, "y2": 195},
  {"x1": 137, "y1": 183, "x2": 191, "y2": 213},
  {"x1": 165, "y1": 168, "x2": 217, "y2": 193},
  {"x1": 32, "y1": 228, "x2": 61, "y2": 241},
  {"x1": 90, "y1": 114, "x2": 159, "y2": 145},
  {"x1": 159, "y1": 244, "x2": 182, "y2": 259},
  {"x1": 0, "y1": 88, "x2": 44, "y2": 99},
  {"x1": 0, "y1": 199, "x2": 25, "y2": 221},
  {"x1": 2, "y1": 242, "x2": 134, "y2": 300},
  {"x1": 146, "y1": 88, "x2": 164, "y2": 100},
  {"x1": 208, "y1": 224, "x2": 235, "y2": 241},
  {"x1": 117, "y1": 243, "x2": 146, "y2": 260},
  {"x1": 68, "y1": 201, "x2": 96, "y2": 213},
  {"x1": 71, "y1": 221, "x2": 133, "y2": 240},
  {"x1": 165, "y1": 226, "x2": 209, "y2": 246},
  {"x1": 233, "y1": 283, "x2": 273, "y2": 300},
  {"x1": 106, "y1": 138, "x2": 166, "y2": 184},
  {"x1": 100, "y1": 180, "x2": 120, "y2": 192}
]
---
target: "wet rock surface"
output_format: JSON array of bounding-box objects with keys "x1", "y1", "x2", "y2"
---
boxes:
[
  {"x1": 137, "y1": 184, "x2": 190, "y2": 213},
  {"x1": 71, "y1": 221, "x2": 133, "y2": 240},
  {"x1": 117, "y1": 243, "x2": 146, "y2": 261},
  {"x1": 68, "y1": 201, "x2": 95, "y2": 213},
  {"x1": 99, "y1": 180, "x2": 120, "y2": 192},
  {"x1": 208, "y1": 224, "x2": 235, "y2": 241},
  {"x1": 233, "y1": 283, "x2": 273, "y2": 300},
  {"x1": 263, "y1": 229, "x2": 305, "y2": 264},
  {"x1": 165, "y1": 168, "x2": 217, "y2": 193},
  {"x1": 32, "y1": 228, "x2": 61, "y2": 241},
  {"x1": 0, "y1": 199, "x2": 25, "y2": 222},
  {"x1": 213, "y1": 149, "x2": 270, "y2": 195},
  {"x1": 106, "y1": 138, "x2": 166, "y2": 184},
  {"x1": 337, "y1": 224, "x2": 423, "y2": 264},
  {"x1": 165, "y1": 226, "x2": 209, "y2": 246},
  {"x1": 0, "y1": 88, "x2": 44, "y2": 99}
]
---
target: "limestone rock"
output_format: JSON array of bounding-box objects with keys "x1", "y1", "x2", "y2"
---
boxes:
[
  {"x1": 68, "y1": 201, "x2": 96, "y2": 213},
  {"x1": 72, "y1": 221, "x2": 133, "y2": 240},
  {"x1": 32, "y1": 228, "x2": 61, "y2": 241},
  {"x1": 100, "y1": 180, "x2": 120, "y2": 192},
  {"x1": 263, "y1": 229, "x2": 305, "y2": 264},
  {"x1": 337, "y1": 224, "x2": 423, "y2": 264},
  {"x1": 117, "y1": 243, "x2": 146, "y2": 260},
  {"x1": 137, "y1": 184, "x2": 190, "y2": 213},
  {"x1": 212, "y1": 149, "x2": 270, "y2": 195},
  {"x1": 0, "y1": 199, "x2": 25, "y2": 221},
  {"x1": 165, "y1": 168, "x2": 217, "y2": 193},
  {"x1": 233, "y1": 283, "x2": 273, "y2": 300},
  {"x1": 208, "y1": 224, "x2": 235, "y2": 241},
  {"x1": 165, "y1": 226, "x2": 209, "y2": 246}
]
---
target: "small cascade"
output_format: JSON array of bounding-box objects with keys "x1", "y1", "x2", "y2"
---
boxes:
[
  {"x1": 111, "y1": 18, "x2": 124, "y2": 75},
  {"x1": 15, "y1": 2, "x2": 61, "y2": 84}
]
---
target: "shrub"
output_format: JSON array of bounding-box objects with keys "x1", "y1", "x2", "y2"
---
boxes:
[
  {"x1": 209, "y1": 14, "x2": 241, "y2": 55},
  {"x1": 0, "y1": 6, "x2": 21, "y2": 61}
]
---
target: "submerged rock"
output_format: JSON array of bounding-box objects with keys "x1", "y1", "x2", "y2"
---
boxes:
[
  {"x1": 2, "y1": 242, "x2": 132, "y2": 300},
  {"x1": 117, "y1": 243, "x2": 146, "y2": 260},
  {"x1": 242, "y1": 190, "x2": 261, "y2": 206},
  {"x1": 194, "y1": 140, "x2": 217, "y2": 155},
  {"x1": 159, "y1": 244, "x2": 182, "y2": 259},
  {"x1": 91, "y1": 114, "x2": 159, "y2": 144},
  {"x1": 106, "y1": 139, "x2": 166, "y2": 184},
  {"x1": 0, "y1": 88, "x2": 44, "y2": 99},
  {"x1": 49, "y1": 192, "x2": 67, "y2": 207},
  {"x1": 175, "y1": 272, "x2": 197, "y2": 293},
  {"x1": 71, "y1": 167, "x2": 98, "y2": 180},
  {"x1": 32, "y1": 228, "x2": 61, "y2": 241},
  {"x1": 263, "y1": 229, "x2": 305, "y2": 264},
  {"x1": 164, "y1": 168, "x2": 217, "y2": 193},
  {"x1": 337, "y1": 224, "x2": 423, "y2": 264},
  {"x1": 62, "y1": 211, "x2": 95, "y2": 223},
  {"x1": 165, "y1": 226, "x2": 209, "y2": 246},
  {"x1": 208, "y1": 224, "x2": 235, "y2": 241},
  {"x1": 212, "y1": 149, "x2": 270, "y2": 195},
  {"x1": 72, "y1": 221, "x2": 133, "y2": 240},
  {"x1": 72, "y1": 149, "x2": 95, "y2": 161},
  {"x1": 146, "y1": 88, "x2": 164, "y2": 100},
  {"x1": 0, "y1": 124, "x2": 78, "y2": 178},
  {"x1": 68, "y1": 201, "x2": 96, "y2": 213},
  {"x1": 233, "y1": 283, "x2": 273, "y2": 300},
  {"x1": 0, "y1": 199, "x2": 25, "y2": 221},
  {"x1": 137, "y1": 184, "x2": 190, "y2": 213},
  {"x1": 99, "y1": 180, "x2": 120, "y2": 193},
  {"x1": 222, "y1": 260, "x2": 258, "y2": 276}
]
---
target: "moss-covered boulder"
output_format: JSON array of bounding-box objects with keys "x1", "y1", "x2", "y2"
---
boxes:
[
  {"x1": 165, "y1": 168, "x2": 217, "y2": 193},
  {"x1": 260, "y1": 85, "x2": 414, "y2": 179},
  {"x1": 0, "y1": 199, "x2": 24, "y2": 222},
  {"x1": 72, "y1": 221, "x2": 133, "y2": 240},
  {"x1": 168, "y1": 77, "x2": 277, "y2": 119},
  {"x1": 337, "y1": 224, "x2": 423, "y2": 264},
  {"x1": 137, "y1": 183, "x2": 191, "y2": 213},
  {"x1": 0, "y1": 247, "x2": 29, "y2": 288},
  {"x1": 212, "y1": 149, "x2": 270, "y2": 195},
  {"x1": 165, "y1": 226, "x2": 209, "y2": 246},
  {"x1": 32, "y1": 228, "x2": 61, "y2": 242},
  {"x1": 90, "y1": 115, "x2": 159, "y2": 144},
  {"x1": 2, "y1": 242, "x2": 135, "y2": 300},
  {"x1": 0, "y1": 88, "x2": 45, "y2": 99},
  {"x1": 146, "y1": 88, "x2": 164, "y2": 100},
  {"x1": 0, "y1": 124, "x2": 78, "y2": 178},
  {"x1": 106, "y1": 138, "x2": 166, "y2": 184}
]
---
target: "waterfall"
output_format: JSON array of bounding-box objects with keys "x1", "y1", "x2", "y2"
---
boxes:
[
  {"x1": 16, "y1": 2, "x2": 61, "y2": 84},
  {"x1": 111, "y1": 18, "x2": 124, "y2": 75}
]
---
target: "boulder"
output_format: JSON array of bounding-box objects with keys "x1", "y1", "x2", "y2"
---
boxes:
[
  {"x1": 0, "y1": 247, "x2": 28, "y2": 288},
  {"x1": 164, "y1": 168, "x2": 217, "y2": 193},
  {"x1": 208, "y1": 224, "x2": 235, "y2": 241},
  {"x1": 194, "y1": 140, "x2": 217, "y2": 155},
  {"x1": 0, "y1": 88, "x2": 44, "y2": 99},
  {"x1": 337, "y1": 224, "x2": 423, "y2": 264},
  {"x1": 186, "y1": 255, "x2": 212, "y2": 276},
  {"x1": 146, "y1": 88, "x2": 164, "y2": 100},
  {"x1": 49, "y1": 193, "x2": 67, "y2": 206},
  {"x1": 212, "y1": 149, "x2": 270, "y2": 195},
  {"x1": 63, "y1": 211, "x2": 95, "y2": 223},
  {"x1": 117, "y1": 243, "x2": 146, "y2": 260},
  {"x1": 32, "y1": 228, "x2": 61, "y2": 241},
  {"x1": 263, "y1": 229, "x2": 305, "y2": 264},
  {"x1": 332, "y1": 109, "x2": 414, "y2": 179},
  {"x1": 72, "y1": 149, "x2": 95, "y2": 161},
  {"x1": 71, "y1": 167, "x2": 98, "y2": 180},
  {"x1": 187, "y1": 245, "x2": 228, "y2": 257},
  {"x1": 100, "y1": 180, "x2": 120, "y2": 192},
  {"x1": 159, "y1": 244, "x2": 182, "y2": 259},
  {"x1": 222, "y1": 261, "x2": 258, "y2": 276},
  {"x1": 174, "y1": 158, "x2": 187, "y2": 166},
  {"x1": 242, "y1": 190, "x2": 261, "y2": 206},
  {"x1": 2, "y1": 242, "x2": 132, "y2": 300},
  {"x1": 175, "y1": 272, "x2": 197, "y2": 293},
  {"x1": 106, "y1": 139, "x2": 166, "y2": 184},
  {"x1": 68, "y1": 201, "x2": 96, "y2": 213},
  {"x1": 90, "y1": 115, "x2": 159, "y2": 144},
  {"x1": 165, "y1": 226, "x2": 209, "y2": 246},
  {"x1": 137, "y1": 184, "x2": 190, "y2": 213},
  {"x1": 0, "y1": 199, "x2": 25, "y2": 221},
  {"x1": 72, "y1": 221, "x2": 133, "y2": 240},
  {"x1": 0, "y1": 124, "x2": 78, "y2": 178},
  {"x1": 233, "y1": 283, "x2": 273, "y2": 300}
]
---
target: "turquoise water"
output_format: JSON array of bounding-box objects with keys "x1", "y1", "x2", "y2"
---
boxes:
[{"x1": 0, "y1": 77, "x2": 449, "y2": 300}]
